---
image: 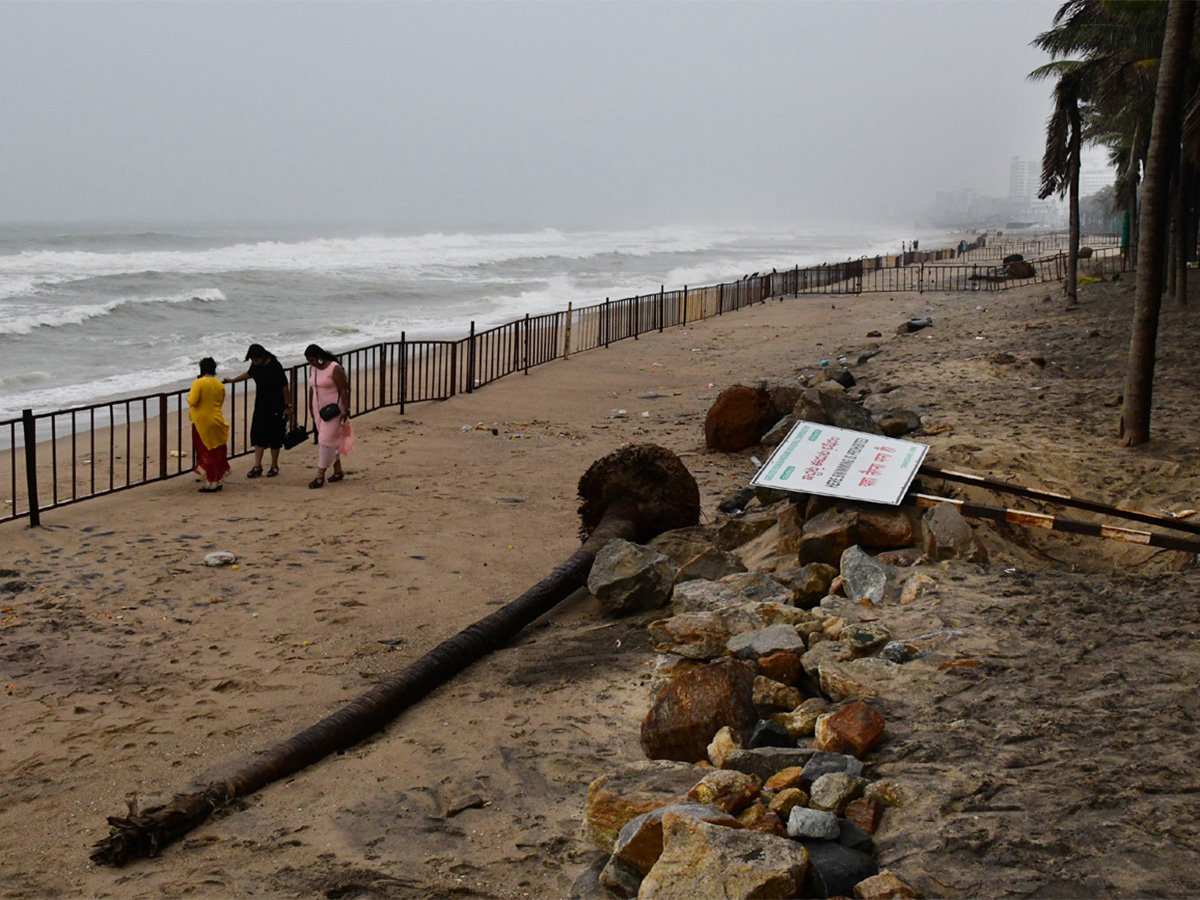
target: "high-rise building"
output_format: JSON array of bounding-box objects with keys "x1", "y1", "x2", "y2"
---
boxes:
[
  {"x1": 1079, "y1": 165, "x2": 1114, "y2": 198},
  {"x1": 1009, "y1": 156, "x2": 1040, "y2": 201}
]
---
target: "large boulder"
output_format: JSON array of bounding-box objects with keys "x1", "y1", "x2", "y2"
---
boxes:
[
  {"x1": 587, "y1": 539, "x2": 676, "y2": 615},
  {"x1": 641, "y1": 658, "x2": 760, "y2": 763},
  {"x1": 583, "y1": 760, "x2": 708, "y2": 852},
  {"x1": 705, "y1": 384, "x2": 780, "y2": 452},
  {"x1": 638, "y1": 812, "x2": 809, "y2": 900}
]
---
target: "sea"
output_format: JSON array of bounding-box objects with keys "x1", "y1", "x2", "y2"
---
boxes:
[{"x1": 0, "y1": 222, "x2": 954, "y2": 422}]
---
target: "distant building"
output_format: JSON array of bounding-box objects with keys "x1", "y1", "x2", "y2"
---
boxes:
[
  {"x1": 1079, "y1": 164, "x2": 1114, "y2": 198},
  {"x1": 921, "y1": 152, "x2": 1108, "y2": 231},
  {"x1": 1009, "y1": 156, "x2": 1040, "y2": 202}
]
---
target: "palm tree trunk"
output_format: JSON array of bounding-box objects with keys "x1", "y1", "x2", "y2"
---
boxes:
[
  {"x1": 1121, "y1": 0, "x2": 1194, "y2": 446},
  {"x1": 1166, "y1": 163, "x2": 1180, "y2": 301},
  {"x1": 1176, "y1": 157, "x2": 1185, "y2": 303},
  {"x1": 1066, "y1": 101, "x2": 1081, "y2": 305}
]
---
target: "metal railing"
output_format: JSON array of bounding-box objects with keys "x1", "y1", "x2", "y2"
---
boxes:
[{"x1": 1, "y1": 233, "x2": 1122, "y2": 525}]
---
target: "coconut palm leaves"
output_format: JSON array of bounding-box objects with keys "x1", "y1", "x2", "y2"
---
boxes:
[{"x1": 1032, "y1": 0, "x2": 1200, "y2": 446}]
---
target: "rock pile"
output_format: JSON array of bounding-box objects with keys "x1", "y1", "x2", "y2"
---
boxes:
[{"x1": 571, "y1": 337, "x2": 985, "y2": 898}]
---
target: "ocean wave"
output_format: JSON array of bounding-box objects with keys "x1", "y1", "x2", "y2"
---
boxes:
[
  {"x1": 0, "y1": 289, "x2": 227, "y2": 336},
  {"x1": 0, "y1": 225, "x2": 776, "y2": 300}
]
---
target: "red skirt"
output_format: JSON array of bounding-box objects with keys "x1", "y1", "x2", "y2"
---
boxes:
[{"x1": 192, "y1": 426, "x2": 231, "y2": 486}]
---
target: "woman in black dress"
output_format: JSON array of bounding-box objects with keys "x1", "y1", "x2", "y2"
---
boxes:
[{"x1": 223, "y1": 343, "x2": 294, "y2": 477}]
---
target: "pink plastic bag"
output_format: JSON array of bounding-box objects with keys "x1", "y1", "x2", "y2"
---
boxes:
[{"x1": 338, "y1": 420, "x2": 355, "y2": 456}]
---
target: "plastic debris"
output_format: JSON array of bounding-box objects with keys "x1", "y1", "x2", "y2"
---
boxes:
[{"x1": 204, "y1": 551, "x2": 237, "y2": 567}]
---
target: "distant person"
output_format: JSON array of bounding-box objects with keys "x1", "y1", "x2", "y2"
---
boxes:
[
  {"x1": 223, "y1": 343, "x2": 294, "y2": 478},
  {"x1": 187, "y1": 357, "x2": 230, "y2": 492},
  {"x1": 305, "y1": 343, "x2": 352, "y2": 488}
]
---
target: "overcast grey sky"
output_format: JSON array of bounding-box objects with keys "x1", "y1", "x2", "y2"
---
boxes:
[{"x1": 1, "y1": 1, "x2": 1074, "y2": 230}]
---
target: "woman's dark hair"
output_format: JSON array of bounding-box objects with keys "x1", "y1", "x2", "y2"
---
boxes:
[
  {"x1": 304, "y1": 343, "x2": 339, "y2": 363},
  {"x1": 198, "y1": 357, "x2": 217, "y2": 377},
  {"x1": 245, "y1": 343, "x2": 275, "y2": 362}
]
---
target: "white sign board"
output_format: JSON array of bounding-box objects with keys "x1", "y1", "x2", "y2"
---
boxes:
[{"x1": 750, "y1": 423, "x2": 928, "y2": 506}]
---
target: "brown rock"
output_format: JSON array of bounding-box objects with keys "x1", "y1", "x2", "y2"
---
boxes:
[
  {"x1": 767, "y1": 787, "x2": 809, "y2": 819},
  {"x1": 705, "y1": 384, "x2": 780, "y2": 452},
  {"x1": 854, "y1": 507, "x2": 915, "y2": 549},
  {"x1": 798, "y1": 508, "x2": 858, "y2": 566},
  {"x1": 641, "y1": 658, "x2": 760, "y2": 763},
  {"x1": 758, "y1": 651, "x2": 803, "y2": 685},
  {"x1": 863, "y1": 778, "x2": 905, "y2": 807},
  {"x1": 737, "y1": 803, "x2": 788, "y2": 837},
  {"x1": 844, "y1": 796, "x2": 885, "y2": 834},
  {"x1": 818, "y1": 662, "x2": 879, "y2": 702},
  {"x1": 778, "y1": 561, "x2": 838, "y2": 607},
  {"x1": 707, "y1": 725, "x2": 742, "y2": 768},
  {"x1": 763, "y1": 767, "x2": 806, "y2": 792},
  {"x1": 853, "y1": 869, "x2": 923, "y2": 899},
  {"x1": 813, "y1": 700, "x2": 885, "y2": 758},
  {"x1": 771, "y1": 697, "x2": 831, "y2": 739},
  {"x1": 753, "y1": 675, "x2": 804, "y2": 711},
  {"x1": 638, "y1": 812, "x2": 809, "y2": 899},
  {"x1": 583, "y1": 760, "x2": 708, "y2": 851},
  {"x1": 688, "y1": 768, "x2": 762, "y2": 814},
  {"x1": 613, "y1": 802, "x2": 742, "y2": 875}
]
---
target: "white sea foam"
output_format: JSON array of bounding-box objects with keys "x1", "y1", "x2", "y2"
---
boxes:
[{"x1": 0, "y1": 289, "x2": 227, "y2": 335}]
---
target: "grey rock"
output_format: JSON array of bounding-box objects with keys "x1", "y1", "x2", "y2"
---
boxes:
[
  {"x1": 837, "y1": 819, "x2": 875, "y2": 854},
  {"x1": 599, "y1": 856, "x2": 642, "y2": 899},
  {"x1": 922, "y1": 502, "x2": 988, "y2": 563},
  {"x1": 569, "y1": 852, "x2": 614, "y2": 900},
  {"x1": 722, "y1": 747, "x2": 815, "y2": 781},
  {"x1": 716, "y1": 487, "x2": 756, "y2": 514},
  {"x1": 761, "y1": 414, "x2": 798, "y2": 447},
  {"x1": 727, "y1": 624, "x2": 807, "y2": 660},
  {"x1": 840, "y1": 545, "x2": 892, "y2": 605},
  {"x1": 588, "y1": 539, "x2": 676, "y2": 615},
  {"x1": 786, "y1": 807, "x2": 841, "y2": 840},
  {"x1": 673, "y1": 547, "x2": 747, "y2": 586},
  {"x1": 800, "y1": 751, "x2": 864, "y2": 790},
  {"x1": 801, "y1": 841, "x2": 879, "y2": 898}
]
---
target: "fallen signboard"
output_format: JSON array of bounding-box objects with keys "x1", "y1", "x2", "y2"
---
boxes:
[{"x1": 750, "y1": 423, "x2": 928, "y2": 506}]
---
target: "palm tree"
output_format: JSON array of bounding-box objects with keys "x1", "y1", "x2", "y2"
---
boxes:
[
  {"x1": 1121, "y1": 0, "x2": 1195, "y2": 446},
  {"x1": 1032, "y1": 62, "x2": 1086, "y2": 305},
  {"x1": 1031, "y1": 0, "x2": 1167, "y2": 298}
]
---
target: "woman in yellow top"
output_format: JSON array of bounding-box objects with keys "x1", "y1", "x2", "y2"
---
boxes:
[{"x1": 187, "y1": 357, "x2": 231, "y2": 492}]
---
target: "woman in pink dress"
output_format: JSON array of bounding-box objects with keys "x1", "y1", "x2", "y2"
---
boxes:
[{"x1": 304, "y1": 343, "x2": 351, "y2": 488}]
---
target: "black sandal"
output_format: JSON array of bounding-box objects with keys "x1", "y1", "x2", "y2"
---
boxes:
[
  {"x1": 266, "y1": 466, "x2": 279, "y2": 477},
  {"x1": 247, "y1": 466, "x2": 263, "y2": 478},
  {"x1": 308, "y1": 476, "x2": 325, "y2": 489},
  {"x1": 328, "y1": 471, "x2": 344, "y2": 482}
]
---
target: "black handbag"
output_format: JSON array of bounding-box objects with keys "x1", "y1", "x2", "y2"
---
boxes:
[
  {"x1": 283, "y1": 423, "x2": 310, "y2": 450},
  {"x1": 319, "y1": 402, "x2": 341, "y2": 422}
]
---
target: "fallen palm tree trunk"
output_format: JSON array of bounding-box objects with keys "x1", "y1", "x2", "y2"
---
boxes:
[
  {"x1": 91, "y1": 443, "x2": 700, "y2": 867},
  {"x1": 919, "y1": 464, "x2": 1200, "y2": 536},
  {"x1": 906, "y1": 491, "x2": 1200, "y2": 555}
]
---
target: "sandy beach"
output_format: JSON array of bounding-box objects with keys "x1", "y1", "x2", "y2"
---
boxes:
[{"x1": 4, "y1": 273, "x2": 1200, "y2": 898}]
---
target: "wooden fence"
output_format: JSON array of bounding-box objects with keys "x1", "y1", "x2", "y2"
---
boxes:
[{"x1": 1, "y1": 233, "x2": 1122, "y2": 525}]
